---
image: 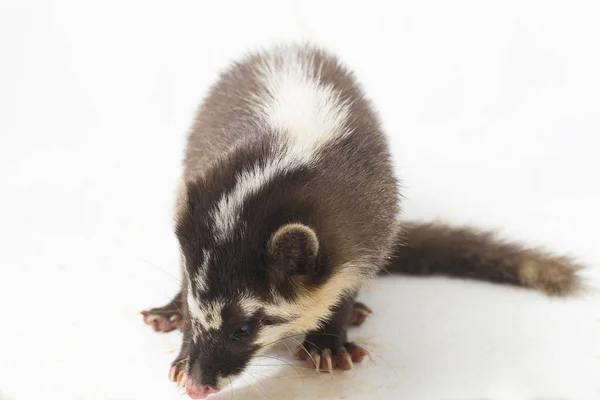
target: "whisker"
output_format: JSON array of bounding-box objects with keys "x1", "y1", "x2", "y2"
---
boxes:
[
  {"x1": 246, "y1": 371, "x2": 269, "y2": 393},
  {"x1": 291, "y1": 336, "x2": 322, "y2": 352},
  {"x1": 249, "y1": 370, "x2": 317, "y2": 380},
  {"x1": 240, "y1": 375, "x2": 269, "y2": 400},
  {"x1": 255, "y1": 333, "x2": 306, "y2": 351},
  {"x1": 171, "y1": 358, "x2": 188, "y2": 367},
  {"x1": 287, "y1": 336, "x2": 318, "y2": 367},
  {"x1": 255, "y1": 332, "x2": 395, "y2": 376},
  {"x1": 292, "y1": 332, "x2": 397, "y2": 376},
  {"x1": 249, "y1": 363, "x2": 318, "y2": 371},
  {"x1": 137, "y1": 256, "x2": 182, "y2": 286},
  {"x1": 254, "y1": 355, "x2": 304, "y2": 382},
  {"x1": 281, "y1": 340, "x2": 294, "y2": 359}
]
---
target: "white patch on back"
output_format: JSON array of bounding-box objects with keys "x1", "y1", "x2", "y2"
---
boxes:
[
  {"x1": 211, "y1": 47, "x2": 352, "y2": 242},
  {"x1": 257, "y1": 49, "x2": 352, "y2": 151}
]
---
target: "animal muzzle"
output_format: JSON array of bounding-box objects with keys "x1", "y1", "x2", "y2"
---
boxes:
[{"x1": 185, "y1": 380, "x2": 219, "y2": 399}]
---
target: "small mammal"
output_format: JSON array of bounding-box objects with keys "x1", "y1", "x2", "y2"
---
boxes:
[{"x1": 142, "y1": 44, "x2": 583, "y2": 399}]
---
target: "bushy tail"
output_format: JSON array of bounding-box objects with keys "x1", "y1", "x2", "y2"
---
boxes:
[{"x1": 383, "y1": 221, "x2": 584, "y2": 296}]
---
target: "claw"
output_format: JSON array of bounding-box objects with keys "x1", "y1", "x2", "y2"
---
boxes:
[
  {"x1": 298, "y1": 341, "x2": 367, "y2": 373},
  {"x1": 169, "y1": 365, "x2": 178, "y2": 382},
  {"x1": 321, "y1": 348, "x2": 333, "y2": 373},
  {"x1": 346, "y1": 342, "x2": 368, "y2": 363},
  {"x1": 335, "y1": 347, "x2": 354, "y2": 370},
  {"x1": 312, "y1": 351, "x2": 321, "y2": 372},
  {"x1": 178, "y1": 372, "x2": 187, "y2": 388},
  {"x1": 170, "y1": 359, "x2": 188, "y2": 388}
]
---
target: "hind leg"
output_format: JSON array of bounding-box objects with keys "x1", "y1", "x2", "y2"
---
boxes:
[{"x1": 141, "y1": 291, "x2": 184, "y2": 332}]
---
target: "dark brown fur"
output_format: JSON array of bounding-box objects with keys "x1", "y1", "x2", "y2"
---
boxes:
[
  {"x1": 166, "y1": 45, "x2": 401, "y2": 392},
  {"x1": 181, "y1": 46, "x2": 400, "y2": 271},
  {"x1": 143, "y1": 45, "x2": 584, "y2": 397},
  {"x1": 385, "y1": 221, "x2": 584, "y2": 296}
]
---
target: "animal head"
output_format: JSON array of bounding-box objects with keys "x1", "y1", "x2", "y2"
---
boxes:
[{"x1": 174, "y1": 176, "x2": 363, "y2": 396}]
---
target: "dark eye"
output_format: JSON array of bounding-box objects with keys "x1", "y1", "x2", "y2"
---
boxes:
[{"x1": 232, "y1": 321, "x2": 252, "y2": 339}]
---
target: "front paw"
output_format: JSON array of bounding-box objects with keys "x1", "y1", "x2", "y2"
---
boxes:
[
  {"x1": 141, "y1": 309, "x2": 183, "y2": 332},
  {"x1": 295, "y1": 336, "x2": 368, "y2": 372}
]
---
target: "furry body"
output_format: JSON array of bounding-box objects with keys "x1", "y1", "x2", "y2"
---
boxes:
[{"x1": 142, "y1": 45, "x2": 583, "y2": 399}]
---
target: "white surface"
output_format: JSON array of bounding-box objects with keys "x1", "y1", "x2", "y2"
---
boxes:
[{"x1": 1, "y1": 0, "x2": 599, "y2": 399}]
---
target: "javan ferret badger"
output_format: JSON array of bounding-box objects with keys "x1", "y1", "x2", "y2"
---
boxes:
[{"x1": 142, "y1": 45, "x2": 583, "y2": 399}]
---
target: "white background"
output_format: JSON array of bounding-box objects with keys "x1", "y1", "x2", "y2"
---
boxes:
[{"x1": 1, "y1": 0, "x2": 599, "y2": 399}]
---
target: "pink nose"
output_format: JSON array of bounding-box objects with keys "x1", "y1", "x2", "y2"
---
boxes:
[{"x1": 185, "y1": 380, "x2": 218, "y2": 399}]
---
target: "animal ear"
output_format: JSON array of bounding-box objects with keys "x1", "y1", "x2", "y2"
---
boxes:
[{"x1": 268, "y1": 223, "x2": 319, "y2": 276}]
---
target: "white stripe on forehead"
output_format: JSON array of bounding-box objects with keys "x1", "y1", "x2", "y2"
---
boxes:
[
  {"x1": 187, "y1": 285, "x2": 224, "y2": 339},
  {"x1": 211, "y1": 48, "x2": 352, "y2": 242},
  {"x1": 187, "y1": 285, "x2": 265, "y2": 340},
  {"x1": 192, "y1": 249, "x2": 211, "y2": 292},
  {"x1": 238, "y1": 294, "x2": 263, "y2": 314}
]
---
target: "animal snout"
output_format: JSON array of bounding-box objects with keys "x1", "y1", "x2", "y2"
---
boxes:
[{"x1": 185, "y1": 379, "x2": 219, "y2": 399}]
